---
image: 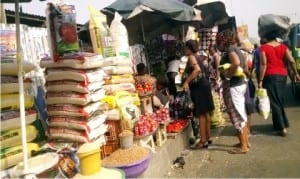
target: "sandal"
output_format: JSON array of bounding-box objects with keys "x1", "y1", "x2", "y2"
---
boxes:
[
  {"x1": 190, "y1": 141, "x2": 208, "y2": 150},
  {"x1": 208, "y1": 139, "x2": 213, "y2": 145},
  {"x1": 228, "y1": 148, "x2": 248, "y2": 154}
]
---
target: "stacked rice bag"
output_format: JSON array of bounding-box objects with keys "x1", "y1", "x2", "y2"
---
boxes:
[{"x1": 0, "y1": 26, "x2": 40, "y2": 170}]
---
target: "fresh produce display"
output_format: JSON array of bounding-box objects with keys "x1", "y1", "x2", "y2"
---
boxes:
[
  {"x1": 151, "y1": 108, "x2": 170, "y2": 124},
  {"x1": 166, "y1": 120, "x2": 189, "y2": 133},
  {"x1": 136, "y1": 82, "x2": 153, "y2": 96},
  {"x1": 134, "y1": 115, "x2": 158, "y2": 137}
]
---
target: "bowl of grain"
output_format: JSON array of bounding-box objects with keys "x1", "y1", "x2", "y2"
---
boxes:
[{"x1": 102, "y1": 146, "x2": 151, "y2": 178}]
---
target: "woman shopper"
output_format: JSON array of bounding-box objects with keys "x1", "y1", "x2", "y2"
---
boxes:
[
  {"x1": 216, "y1": 30, "x2": 250, "y2": 154},
  {"x1": 258, "y1": 33, "x2": 300, "y2": 137},
  {"x1": 182, "y1": 40, "x2": 215, "y2": 149}
]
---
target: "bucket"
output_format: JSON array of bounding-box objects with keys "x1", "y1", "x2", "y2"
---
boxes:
[
  {"x1": 77, "y1": 142, "x2": 101, "y2": 176},
  {"x1": 119, "y1": 130, "x2": 134, "y2": 149}
]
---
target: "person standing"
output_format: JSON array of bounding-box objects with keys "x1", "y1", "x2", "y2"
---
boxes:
[
  {"x1": 182, "y1": 40, "x2": 215, "y2": 149},
  {"x1": 166, "y1": 55, "x2": 180, "y2": 98},
  {"x1": 216, "y1": 30, "x2": 250, "y2": 154},
  {"x1": 258, "y1": 33, "x2": 300, "y2": 137}
]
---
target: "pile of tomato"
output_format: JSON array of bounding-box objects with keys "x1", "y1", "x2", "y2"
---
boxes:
[
  {"x1": 136, "y1": 82, "x2": 153, "y2": 95},
  {"x1": 166, "y1": 120, "x2": 189, "y2": 133}
]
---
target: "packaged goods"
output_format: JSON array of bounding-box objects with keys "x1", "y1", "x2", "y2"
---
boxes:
[
  {"x1": 46, "y1": 80, "x2": 104, "y2": 94},
  {"x1": 46, "y1": 89, "x2": 106, "y2": 106},
  {"x1": 102, "y1": 91, "x2": 134, "y2": 109},
  {"x1": 120, "y1": 104, "x2": 140, "y2": 131},
  {"x1": 1, "y1": 76, "x2": 32, "y2": 94},
  {"x1": 0, "y1": 143, "x2": 40, "y2": 170},
  {"x1": 89, "y1": 5, "x2": 115, "y2": 57},
  {"x1": 47, "y1": 124, "x2": 107, "y2": 143},
  {"x1": 0, "y1": 125, "x2": 37, "y2": 149},
  {"x1": 103, "y1": 83, "x2": 136, "y2": 94},
  {"x1": 40, "y1": 53, "x2": 103, "y2": 69},
  {"x1": 0, "y1": 27, "x2": 16, "y2": 58},
  {"x1": 1, "y1": 110, "x2": 37, "y2": 131},
  {"x1": 102, "y1": 146, "x2": 150, "y2": 166},
  {"x1": 104, "y1": 75, "x2": 135, "y2": 84},
  {"x1": 102, "y1": 56, "x2": 132, "y2": 67},
  {"x1": 1, "y1": 93, "x2": 34, "y2": 111},
  {"x1": 102, "y1": 66, "x2": 133, "y2": 75},
  {"x1": 47, "y1": 113, "x2": 107, "y2": 132},
  {"x1": 0, "y1": 58, "x2": 36, "y2": 76},
  {"x1": 109, "y1": 12, "x2": 130, "y2": 57},
  {"x1": 45, "y1": 68, "x2": 105, "y2": 84},
  {"x1": 47, "y1": 102, "x2": 108, "y2": 118},
  {"x1": 105, "y1": 109, "x2": 121, "y2": 120},
  {"x1": 46, "y1": 2, "x2": 79, "y2": 57},
  {"x1": 256, "y1": 88, "x2": 270, "y2": 120}
]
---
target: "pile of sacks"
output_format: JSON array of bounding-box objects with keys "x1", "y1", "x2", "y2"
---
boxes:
[
  {"x1": 40, "y1": 53, "x2": 109, "y2": 143},
  {"x1": 0, "y1": 58, "x2": 40, "y2": 170}
]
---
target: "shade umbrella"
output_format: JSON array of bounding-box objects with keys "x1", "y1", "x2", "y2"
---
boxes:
[{"x1": 103, "y1": 0, "x2": 199, "y2": 45}]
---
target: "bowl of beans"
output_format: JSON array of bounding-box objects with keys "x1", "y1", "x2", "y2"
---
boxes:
[{"x1": 102, "y1": 146, "x2": 151, "y2": 178}]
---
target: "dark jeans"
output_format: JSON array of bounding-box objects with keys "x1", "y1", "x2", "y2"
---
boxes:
[
  {"x1": 167, "y1": 72, "x2": 178, "y2": 96},
  {"x1": 263, "y1": 75, "x2": 289, "y2": 130}
]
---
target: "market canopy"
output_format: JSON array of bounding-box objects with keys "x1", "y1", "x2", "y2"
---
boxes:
[{"x1": 102, "y1": 0, "x2": 200, "y2": 45}]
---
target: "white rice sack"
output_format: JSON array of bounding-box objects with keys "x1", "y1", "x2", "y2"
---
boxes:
[
  {"x1": 104, "y1": 75, "x2": 135, "y2": 84},
  {"x1": 0, "y1": 58, "x2": 36, "y2": 76},
  {"x1": 46, "y1": 80, "x2": 104, "y2": 93},
  {"x1": 104, "y1": 109, "x2": 121, "y2": 120},
  {"x1": 45, "y1": 68, "x2": 106, "y2": 83},
  {"x1": 47, "y1": 113, "x2": 107, "y2": 132},
  {"x1": 46, "y1": 89, "x2": 106, "y2": 106},
  {"x1": 0, "y1": 125, "x2": 37, "y2": 149},
  {"x1": 101, "y1": 56, "x2": 132, "y2": 67},
  {"x1": 47, "y1": 124, "x2": 107, "y2": 143},
  {"x1": 1, "y1": 76, "x2": 32, "y2": 94},
  {"x1": 256, "y1": 88, "x2": 270, "y2": 120},
  {"x1": 47, "y1": 102, "x2": 109, "y2": 118},
  {"x1": 40, "y1": 53, "x2": 104, "y2": 69},
  {"x1": 102, "y1": 66, "x2": 133, "y2": 75},
  {"x1": 103, "y1": 83, "x2": 136, "y2": 94},
  {"x1": 1, "y1": 110, "x2": 37, "y2": 131}
]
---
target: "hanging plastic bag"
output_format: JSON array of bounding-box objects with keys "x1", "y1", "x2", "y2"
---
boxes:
[
  {"x1": 180, "y1": 92, "x2": 194, "y2": 117},
  {"x1": 88, "y1": 5, "x2": 115, "y2": 58},
  {"x1": 255, "y1": 88, "x2": 270, "y2": 120},
  {"x1": 109, "y1": 12, "x2": 130, "y2": 57}
]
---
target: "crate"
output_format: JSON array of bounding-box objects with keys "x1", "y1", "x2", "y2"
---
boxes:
[
  {"x1": 139, "y1": 96, "x2": 153, "y2": 114},
  {"x1": 101, "y1": 143, "x2": 120, "y2": 159},
  {"x1": 105, "y1": 119, "x2": 121, "y2": 143}
]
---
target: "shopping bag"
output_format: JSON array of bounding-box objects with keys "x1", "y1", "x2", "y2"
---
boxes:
[
  {"x1": 180, "y1": 92, "x2": 194, "y2": 117},
  {"x1": 255, "y1": 88, "x2": 270, "y2": 120}
]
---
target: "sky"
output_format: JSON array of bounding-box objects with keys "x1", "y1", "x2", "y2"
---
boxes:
[{"x1": 4, "y1": 0, "x2": 300, "y2": 39}]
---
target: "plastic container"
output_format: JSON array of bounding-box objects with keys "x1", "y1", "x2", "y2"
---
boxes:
[
  {"x1": 119, "y1": 131, "x2": 133, "y2": 149},
  {"x1": 77, "y1": 142, "x2": 101, "y2": 176},
  {"x1": 103, "y1": 150, "x2": 151, "y2": 178},
  {"x1": 11, "y1": 153, "x2": 59, "y2": 178}
]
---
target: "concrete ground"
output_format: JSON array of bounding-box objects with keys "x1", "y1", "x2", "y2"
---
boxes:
[{"x1": 168, "y1": 84, "x2": 300, "y2": 178}]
